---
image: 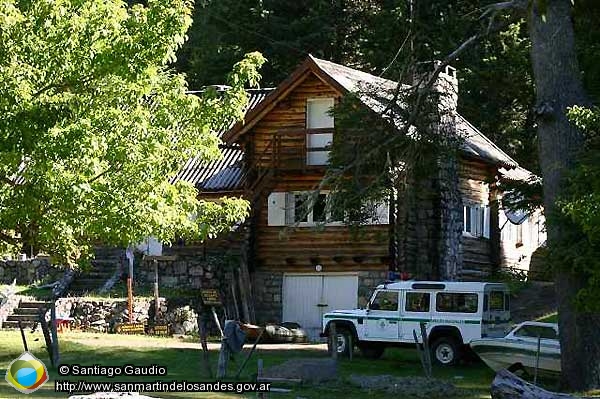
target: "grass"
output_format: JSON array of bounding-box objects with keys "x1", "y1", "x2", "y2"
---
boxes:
[{"x1": 0, "y1": 330, "x2": 497, "y2": 399}]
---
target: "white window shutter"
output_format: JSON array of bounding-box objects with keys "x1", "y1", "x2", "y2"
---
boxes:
[
  {"x1": 285, "y1": 192, "x2": 296, "y2": 225},
  {"x1": 267, "y1": 192, "x2": 286, "y2": 226},
  {"x1": 483, "y1": 206, "x2": 490, "y2": 238}
]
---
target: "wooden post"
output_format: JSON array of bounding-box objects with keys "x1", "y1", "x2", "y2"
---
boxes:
[
  {"x1": 153, "y1": 259, "x2": 159, "y2": 322},
  {"x1": 235, "y1": 328, "x2": 265, "y2": 379},
  {"x1": 127, "y1": 254, "x2": 134, "y2": 324},
  {"x1": 198, "y1": 314, "x2": 212, "y2": 378},
  {"x1": 231, "y1": 278, "x2": 240, "y2": 321},
  {"x1": 18, "y1": 320, "x2": 28, "y2": 352},
  {"x1": 39, "y1": 307, "x2": 53, "y2": 366},
  {"x1": 534, "y1": 335, "x2": 541, "y2": 386},
  {"x1": 420, "y1": 322, "x2": 432, "y2": 378},
  {"x1": 257, "y1": 359, "x2": 266, "y2": 399},
  {"x1": 329, "y1": 323, "x2": 337, "y2": 361},
  {"x1": 348, "y1": 334, "x2": 353, "y2": 361},
  {"x1": 49, "y1": 302, "x2": 60, "y2": 366}
]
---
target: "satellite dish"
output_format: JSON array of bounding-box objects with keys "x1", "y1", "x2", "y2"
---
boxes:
[{"x1": 504, "y1": 208, "x2": 528, "y2": 225}]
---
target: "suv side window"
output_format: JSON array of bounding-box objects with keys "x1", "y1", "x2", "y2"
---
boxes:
[
  {"x1": 370, "y1": 290, "x2": 399, "y2": 311},
  {"x1": 405, "y1": 292, "x2": 430, "y2": 312},
  {"x1": 436, "y1": 293, "x2": 478, "y2": 313}
]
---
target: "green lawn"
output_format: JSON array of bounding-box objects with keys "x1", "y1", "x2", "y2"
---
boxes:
[{"x1": 0, "y1": 330, "x2": 497, "y2": 399}]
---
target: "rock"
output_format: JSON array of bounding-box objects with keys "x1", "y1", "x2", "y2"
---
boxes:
[{"x1": 263, "y1": 358, "x2": 337, "y2": 383}]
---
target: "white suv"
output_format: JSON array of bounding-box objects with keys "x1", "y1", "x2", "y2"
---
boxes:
[{"x1": 321, "y1": 281, "x2": 510, "y2": 365}]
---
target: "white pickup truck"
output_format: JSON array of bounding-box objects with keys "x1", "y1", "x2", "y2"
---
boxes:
[{"x1": 321, "y1": 280, "x2": 510, "y2": 365}]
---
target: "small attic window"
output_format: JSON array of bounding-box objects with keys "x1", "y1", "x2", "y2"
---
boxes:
[{"x1": 306, "y1": 98, "x2": 334, "y2": 165}]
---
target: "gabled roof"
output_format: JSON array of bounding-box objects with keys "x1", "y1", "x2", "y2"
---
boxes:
[
  {"x1": 223, "y1": 55, "x2": 518, "y2": 169},
  {"x1": 172, "y1": 88, "x2": 273, "y2": 192}
]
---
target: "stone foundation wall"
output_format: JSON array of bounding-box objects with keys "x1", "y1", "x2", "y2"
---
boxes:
[
  {"x1": 0, "y1": 258, "x2": 61, "y2": 285},
  {"x1": 252, "y1": 271, "x2": 283, "y2": 324},
  {"x1": 55, "y1": 297, "x2": 199, "y2": 334}
]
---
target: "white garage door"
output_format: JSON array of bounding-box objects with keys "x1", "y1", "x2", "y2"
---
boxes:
[{"x1": 282, "y1": 274, "x2": 358, "y2": 340}]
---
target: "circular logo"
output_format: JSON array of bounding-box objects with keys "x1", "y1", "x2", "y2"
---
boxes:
[
  {"x1": 378, "y1": 319, "x2": 387, "y2": 329},
  {"x1": 5, "y1": 352, "x2": 49, "y2": 394}
]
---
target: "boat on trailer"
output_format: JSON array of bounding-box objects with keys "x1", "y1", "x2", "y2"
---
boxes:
[{"x1": 470, "y1": 321, "x2": 560, "y2": 375}]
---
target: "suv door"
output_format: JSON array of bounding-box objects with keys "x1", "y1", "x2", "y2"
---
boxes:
[
  {"x1": 401, "y1": 291, "x2": 432, "y2": 341},
  {"x1": 365, "y1": 290, "x2": 400, "y2": 340}
]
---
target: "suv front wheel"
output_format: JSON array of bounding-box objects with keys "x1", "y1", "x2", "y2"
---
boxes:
[
  {"x1": 328, "y1": 328, "x2": 353, "y2": 357},
  {"x1": 431, "y1": 337, "x2": 459, "y2": 365}
]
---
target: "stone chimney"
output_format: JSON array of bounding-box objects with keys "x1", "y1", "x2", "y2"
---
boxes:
[{"x1": 412, "y1": 61, "x2": 458, "y2": 114}]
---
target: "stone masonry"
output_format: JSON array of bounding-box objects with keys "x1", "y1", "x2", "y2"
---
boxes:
[{"x1": 0, "y1": 258, "x2": 61, "y2": 285}]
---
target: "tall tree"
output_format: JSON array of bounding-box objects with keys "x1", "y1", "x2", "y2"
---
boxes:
[
  {"x1": 0, "y1": 0, "x2": 264, "y2": 265},
  {"x1": 526, "y1": 0, "x2": 599, "y2": 390}
]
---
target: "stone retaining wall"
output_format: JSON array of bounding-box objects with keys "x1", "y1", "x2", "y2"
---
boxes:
[
  {"x1": 0, "y1": 258, "x2": 61, "y2": 285},
  {"x1": 55, "y1": 297, "x2": 199, "y2": 334}
]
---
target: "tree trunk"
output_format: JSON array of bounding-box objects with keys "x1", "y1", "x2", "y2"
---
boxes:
[{"x1": 527, "y1": 0, "x2": 600, "y2": 391}]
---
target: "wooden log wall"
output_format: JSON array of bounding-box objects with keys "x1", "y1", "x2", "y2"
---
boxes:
[
  {"x1": 249, "y1": 74, "x2": 340, "y2": 169},
  {"x1": 458, "y1": 158, "x2": 497, "y2": 278},
  {"x1": 245, "y1": 72, "x2": 389, "y2": 274}
]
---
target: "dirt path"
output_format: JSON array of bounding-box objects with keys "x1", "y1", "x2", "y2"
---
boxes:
[{"x1": 63, "y1": 332, "x2": 327, "y2": 351}]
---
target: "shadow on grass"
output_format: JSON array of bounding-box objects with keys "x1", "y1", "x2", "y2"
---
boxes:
[{"x1": 0, "y1": 331, "x2": 497, "y2": 399}]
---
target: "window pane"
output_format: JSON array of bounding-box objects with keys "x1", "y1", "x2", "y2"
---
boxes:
[
  {"x1": 405, "y1": 292, "x2": 430, "y2": 312},
  {"x1": 514, "y1": 325, "x2": 557, "y2": 339},
  {"x1": 436, "y1": 293, "x2": 478, "y2": 313},
  {"x1": 294, "y1": 194, "x2": 309, "y2": 223},
  {"x1": 313, "y1": 194, "x2": 327, "y2": 222},
  {"x1": 370, "y1": 290, "x2": 398, "y2": 311},
  {"x1": 307, "y1": 98, "x2": 334, "y2": 129},
  {"x1": 464, "y1": 206, "x2": 472, "y2": 233},
  {"x1": 489, "y1": 291, "x2": 505, "y2": 311}
]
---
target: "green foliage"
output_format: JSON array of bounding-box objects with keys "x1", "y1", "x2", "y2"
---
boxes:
[
  {"x1": 551, "y1": 106, "x2": 600, "y2": 311},
  {"x1": 0, "y1": 0, "x2": 265, "y2": 265}
]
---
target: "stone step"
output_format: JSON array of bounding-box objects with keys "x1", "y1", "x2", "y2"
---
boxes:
[
  {"x1": 14, "y1": 307, "x2": 43, "y2": 315},
  {"x1": 1, "y1": 320, "x2": 38, "y2": 329},
  {"x1": 19, "y1": 301, "x2": 50, "y2": 309},
  {"x1": 6, "y1": 314, "x2": 40, "y2": 322}
]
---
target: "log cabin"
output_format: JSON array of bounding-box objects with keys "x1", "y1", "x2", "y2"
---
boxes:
[{"x1": 174, "y1": 56, "x2": 545, "y2": 338}]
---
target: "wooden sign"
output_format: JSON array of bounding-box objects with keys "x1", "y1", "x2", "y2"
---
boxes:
[
  {"x1": 149, "y1": 324, "x2": 170, "y2": 336},
  {"x1": 200, "y1": 288, "x2": 222, "y2": 306},
  {"x1": 115, "y1": 322, "x2": 145, "y2": 335}
]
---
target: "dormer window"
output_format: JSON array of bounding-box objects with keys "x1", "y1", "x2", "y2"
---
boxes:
[{"x1": 306, "y1": 98, "x2": 334, "y2": 165}]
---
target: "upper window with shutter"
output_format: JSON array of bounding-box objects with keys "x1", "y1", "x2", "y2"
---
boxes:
[
  {"x1": 267, "y1": 191, "x2": 389, "y2": 227},
  {"x1": 306, "y1": 98, "x2": 334, "y2": 166}
]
